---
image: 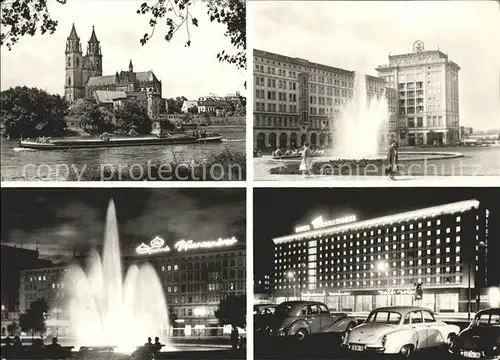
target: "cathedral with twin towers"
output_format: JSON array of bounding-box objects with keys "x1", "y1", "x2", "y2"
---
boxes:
[{"x1": 64, "y1": 24, "x2": 165, "y2": 118}]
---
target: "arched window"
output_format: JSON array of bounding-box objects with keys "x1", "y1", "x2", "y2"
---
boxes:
[
  {"x1": 68, "y1": 76, "x2": 71, "y2": 86},
  {"x1": 76, "y1": 57, "x2": 79, "y2": 67},
  {"x1": 67, "y1": 57, "x2": 71, "y2": 67}
]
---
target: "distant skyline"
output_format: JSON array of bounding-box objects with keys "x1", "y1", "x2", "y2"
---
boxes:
[
  {"x1": 1, "y1": 0, "x2": 245, "y2": 99},
  {"x1": 251, "y1": 1, "x2": 500, "y2": 130},
  {"x1": 1, "y1": 188, "x2": 246, "y2": 262}
]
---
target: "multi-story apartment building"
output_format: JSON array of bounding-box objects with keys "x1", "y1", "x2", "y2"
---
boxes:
[
  {"x1": 376, "y1": 41, "x2": 461, "y2": 146},
  {"x1": 253, "y1": 49, "x2": 398, "y2": 150},
  {"x1": 272, "y1": 200, "x2": 491, "y2": 313}
]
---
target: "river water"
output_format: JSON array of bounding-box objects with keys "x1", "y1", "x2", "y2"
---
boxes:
[{"x1": 1, "y1": 131, "x2": 245, "y2": 181}]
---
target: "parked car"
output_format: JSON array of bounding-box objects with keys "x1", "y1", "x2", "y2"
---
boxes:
[
  {"x1": 254, "y1": 304, "x2": 278, "y2": 332},
  {"x1": 269, "y1": 301, "x2": 358, "y2": 340},
  {"x1": 449, "y1": 307, "x2": 500, "y2": 359},
  {"x1": 343, "y1": 306, "x2": 460, "y2": 358}
]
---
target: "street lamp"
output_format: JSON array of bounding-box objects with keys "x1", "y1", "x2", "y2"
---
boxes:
[
  {"x1": 52, "y1": 308, "x2": 62, "y2": 338},
  {"x1": 376, "y1": 261, "x2": 390, "y2": 306},
  {"x1": 287, "y1": 271, "x2": 296, "y2": 300}
]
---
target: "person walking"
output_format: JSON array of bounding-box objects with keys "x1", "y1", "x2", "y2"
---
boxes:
[
  {"x1": 386, "y1": 141, "x2": 399, "y2": 180},
  {"x1": 299, "y1": 142, "x2": 312, "y2": 179}
]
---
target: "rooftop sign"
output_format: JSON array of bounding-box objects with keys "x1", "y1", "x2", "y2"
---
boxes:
[
  {"x1": 135, "y1": 236, "x2": 238, "y2": 255},
  {"x1": 295, "y1": 215, "x2": 357, "y2": 233}
]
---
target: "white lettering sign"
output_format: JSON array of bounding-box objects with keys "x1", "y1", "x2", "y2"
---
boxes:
[
  {"x1": 295, "y1": 215, "x2": 357, "y2": 233},
  {"x1": 328, "y1": 291, "x2": 352, "y2": 296},
  {"x1": 174, "y1": 237, "x2": 238, "y2": 252},
  {"x1": 378, "y1": 288, "x2": 415, "y2": 295},
  {"x1": 136, "y1": 236, "x2": 171, "y2": 255},
  {"x1": 301, "y1": 291, "x2": 326, "y2": 297}
]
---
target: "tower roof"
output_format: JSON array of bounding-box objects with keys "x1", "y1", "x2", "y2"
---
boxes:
[
  {"x1": 89, "y1": 25, "x2": 99, "y2": 43},
  {"x1": 68, "y1": 23, "x2": 79, "y2": 40},
  {"x1": 129, "y1": 59, "x2": 133, "y2": 68}
]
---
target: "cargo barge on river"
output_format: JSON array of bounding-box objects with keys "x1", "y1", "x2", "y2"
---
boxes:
[{"x1": 19, "y1": 132, "x2": 222, "y2": 150}]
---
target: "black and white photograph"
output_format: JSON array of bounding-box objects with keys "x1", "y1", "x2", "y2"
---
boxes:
[
  {"x1": 253, "y1": 187, "x2": 500, "y2": 359},
  {"x1": 1, "y1": 0, "x2": 246, "y2": 181},
  {"x1": 252, "y1": 1, "x2": 500, "y2": 181},
  {"x1": 1, "y1": 188, "x2": 247, "y2": 359}
]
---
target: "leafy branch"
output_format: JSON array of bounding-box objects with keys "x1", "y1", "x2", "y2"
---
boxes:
[
  {"x1": 137, "y1": 0, "x2": 246, "y2": 70},
  {"x1": 0, "y1": 0, "x2": 65, "y2": 50}
]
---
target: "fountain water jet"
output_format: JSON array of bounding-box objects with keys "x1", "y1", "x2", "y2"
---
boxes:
[
  {"x1": 61, "y1": 200, "x2": 172, "y2": 352},
  {"x1": 330, "y1": 72, "x2": 389, "y2": 159}
]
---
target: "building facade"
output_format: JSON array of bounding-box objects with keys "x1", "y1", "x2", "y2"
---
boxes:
[
  {"x1": 124, "y1": 236, "x2": 246, "y2": 335},
  {"x1": 272, "y1": 200, "x2": 490, "y2": 313},
  {"x1": 64, "y1": 24, "x2": 164, "y2": 119},
  {"x1": 253, "y1": 49, "x2": 397, "y2": 150},
  {"x1": 376, "y1": 41, "x2": 461, "y2": 146}
]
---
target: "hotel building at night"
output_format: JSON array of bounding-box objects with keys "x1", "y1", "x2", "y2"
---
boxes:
[
  {"x1": 272, "y1": 200, "x2": 491, "y2": 313},
  {"x1": 124, "y1": 236, "x2": 246, "y2": 335}
]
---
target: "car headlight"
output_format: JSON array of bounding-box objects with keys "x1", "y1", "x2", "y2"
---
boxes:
[
  {"x1": 493, "y1": 345, "x2": 498, "y2": 352},
  {"x1": 447, "y1": 333, "x2": 457, "y2": 346},
  {"x1": 381, "y1": 335, "x2": 387, "y2": 347}
]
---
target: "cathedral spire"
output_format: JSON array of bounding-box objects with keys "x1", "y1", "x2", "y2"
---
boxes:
[
  {"x1": 129, "y1": 59, "x2": 133, "y2": 72},
  {"x1": 86, "y1": 25, "x2": 101, "y2": 56},
  {"x1": 89, "y1": 25, "x2": 98, "y2": 43},
  {"x1": 68, "y1": 23, "x2": 79, "y2": 40}
]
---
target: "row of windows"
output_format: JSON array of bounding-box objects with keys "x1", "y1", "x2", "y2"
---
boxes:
[
  {"x1": 255, "y1": 75, "x2": 387, "y2": 97},
  {"x1": 150, "y1": 256, "x2": 245, "y2": 272},
  {"x1": 167, "y1": 280, "x2": 245, "y2": 293},
  {"x1": 275, "y1": 275, "x2": 464, "y2": 290},
  {"x1": 254, "y1": 56, "x2": 389, "y2": 88}
]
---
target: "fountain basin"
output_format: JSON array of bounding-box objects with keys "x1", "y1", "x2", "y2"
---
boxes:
[{"x1": 263, "y1": 151, "x2": 464, "y2": 176}]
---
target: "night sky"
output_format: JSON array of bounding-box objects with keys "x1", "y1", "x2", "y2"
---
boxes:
[
  {"x1": 1, "y1": 188, "x2": 246, "y2": 262},
  {"x1": 254, "y1": 187, "x2": 500, "y2": 280}
]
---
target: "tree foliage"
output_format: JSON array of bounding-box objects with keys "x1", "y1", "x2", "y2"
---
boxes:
[
  {"x1": 187, "y1": 104, "x2": 198, "y2": 114},
  {"x1": 138, "y1": 0, "x2": 246, "y2": 70},
  {"x1": 114, "y1": 101, "x2": 152, "y2": 135},
  {"x1": 67, "y1": 98, "x2": 115, "y2": 134},
  {"x1": 19, "y1": 298, "x2": 48, "y2": 337},
  {"x1": 0, "y1": 86, "x2": 68, "y2": 138},
  {"x1": 1, "y1": 0, "x2": 246, "y2": 70},
  {"x1": 166, "y1": 96, "x2": 187, "y2": 114},
  {"x1": 214, "y1": 295, "x2": 246, "y2": 328}
]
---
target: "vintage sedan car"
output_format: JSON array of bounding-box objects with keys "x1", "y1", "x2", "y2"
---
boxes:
[
  {"x1": 269, "y1": 301, "x2": 358, "y2": 340},
  {"x1": 254, "y1": 304, "x2": 278, "y2": 332},
  {"x1": 449, "y1": 307, "x2": 500, "y2": 359},
  {"x1": 342, "y1": 306, "x2": 460, "y2": 358}
]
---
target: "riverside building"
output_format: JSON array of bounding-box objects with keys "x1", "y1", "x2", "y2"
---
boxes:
[
  {"x1": 253, "y1": 49, "x2": 398, "y2": 150},
  {"x1": 272, "y1": 200, "x2": 490, "y2": 313},
  {"x1": 376, "y1": 40, "x2": 461, "y2": 146}
]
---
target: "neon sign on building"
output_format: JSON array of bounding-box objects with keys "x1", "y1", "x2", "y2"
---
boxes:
[
  {"x1": 295, "y1": 215, "x2": 357, "y2": 233},
  {"x1": 135, "y1": 236, "x2": 238, "y2": 255}
]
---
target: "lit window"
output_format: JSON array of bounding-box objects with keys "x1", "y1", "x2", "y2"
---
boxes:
[
  {"x1": 427, "y1": 221, "x2": 431, "y2": 226},
  {"x1": 427, "y1": 249, "x2": 431, "y2": 255},
  {"x1": 456, "y1": 256, "x2": 460, "y2": 262},
  {"x1": 437, "y1": 229, "x2": 441, "y2": 235},
  {"x1": 409, "y1": 233, "x2": 414, "y2": 239},
  {"x1": 456, "y1": 216, "x2": 461, "y2": 222},
  {"x1": 456, "y1": 246, "x2": 460, "y2": 253},
  {"x1": 427, "y1": 231, "x2": 431, "y2": 236},
  {"x1": 437, "y1": 220, "x2": 441, "y2": 225},
  {"x1": 410, "y1": 224, "x2": 414, "y2": 229},
  {"x1": 446, "y1": 228, "x2": 451, "y2": 234},
  {"x1": 418, "y1": 223, "x2": 422, "y2": 228},
  {"x1": 456, "y1": 236, "x2": 461, "y2": 242},
  {"x1": 427, "y1": 259, "x2": 431, "y2": 264},
  {"x1": 456, "y1": 226, "x2": 461, "y2": 232},
  {"x1": 446, "y1": 247, "x2": 450, "y2": 253},
  {"x1": 446, "y1": 257, "x2": 450, "y2": 263},
  {"x1": 437, "y1": 249, "x2": 441, "y2": 254}
]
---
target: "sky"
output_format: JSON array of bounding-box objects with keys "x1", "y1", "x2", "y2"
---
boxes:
[
  {"x1": 251, "y1": 1, "x2": 500, "y2": 130},
  {"x1": 0, "y1": 0, "x2": 245, "y2": 99},
  {"x1": 253, "y1": 187, "x2": 500, "y2": 279},
  {"x1": 1, "y1": 188, "x2": 246, "y2": 262}
]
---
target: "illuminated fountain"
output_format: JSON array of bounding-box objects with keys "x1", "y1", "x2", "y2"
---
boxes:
[
  {"x1": 330, "y1": 72, "x2": 389, "y2": 159},
  {"x1": 62, "y1": 200, "x2": 171, "y2": 352}
]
